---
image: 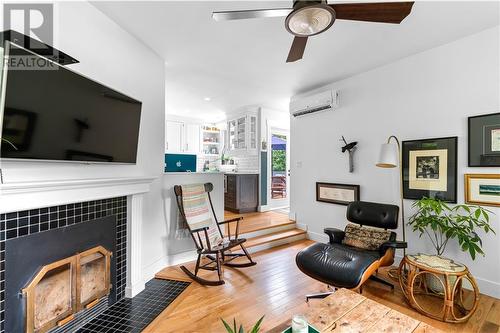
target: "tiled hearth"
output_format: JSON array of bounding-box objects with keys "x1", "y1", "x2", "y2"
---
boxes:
[
  {"x1": 0, "y1": 197, "x2": 127, "y2": 333},
  {"x1": 77, "y1": 279, "x2": 190, "y2": 333}
]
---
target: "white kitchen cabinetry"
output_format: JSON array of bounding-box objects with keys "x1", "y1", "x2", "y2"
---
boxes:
[
  {"x1": 185, "y1": 123, "x2": 201, "y2": 153},
  {"x1": 166, "y1": 120, "x2": 183, "y2": 152},
  {"x1": 227, "y1": 113, "x2": 257, "y2": 153},
  {"x1": 166, "y1": 120, "x2": 221, "y2": 155},
  {"x1": 166, "y1": 121, "x2": 200, "y2": 153}
]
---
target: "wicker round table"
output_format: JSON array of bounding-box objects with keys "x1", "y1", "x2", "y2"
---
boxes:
[{"x1": 398, "y1": 253, "x2": 479, "y2": 323}]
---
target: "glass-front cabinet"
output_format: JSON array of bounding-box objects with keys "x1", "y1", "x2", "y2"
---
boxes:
[
  {"x1": 227, "y1": 113, "x2": 257, "y2": 152},
  {"x1": 249, "y1": 115, "x2": 257, "y2": 150},
  {"x1": 236, "y1": 116, "x2": 246, "y2": 149},
  {"x1": 228, "y1": 119, "x2": 237, "y2": 150}
]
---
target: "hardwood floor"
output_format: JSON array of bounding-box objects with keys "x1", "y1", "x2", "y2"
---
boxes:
[{"x1": 145, "y1": 239, "x2": 500, "y2": 333}]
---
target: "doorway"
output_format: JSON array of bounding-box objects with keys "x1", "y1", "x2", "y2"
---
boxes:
[{"x1": 269, "y1": 128, "x2": 290, "y2": 209}]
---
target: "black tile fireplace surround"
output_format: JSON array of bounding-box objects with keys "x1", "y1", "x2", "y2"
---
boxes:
[{"x1": 0, "y1": 197, "x2": 127, "y2": 333}]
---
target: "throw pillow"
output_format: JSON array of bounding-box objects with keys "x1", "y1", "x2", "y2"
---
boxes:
[{"x1": 342, "y1": 223, "x2": 391, "y2": 250}]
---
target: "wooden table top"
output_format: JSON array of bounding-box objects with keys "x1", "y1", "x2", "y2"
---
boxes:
[{"x1": 268, "y1": 289, "x2": 441, "y2": 333}]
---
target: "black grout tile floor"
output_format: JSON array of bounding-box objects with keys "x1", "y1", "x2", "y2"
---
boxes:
[{"x1": 76, "y1": 279, "x2": 190, "y2": 333}]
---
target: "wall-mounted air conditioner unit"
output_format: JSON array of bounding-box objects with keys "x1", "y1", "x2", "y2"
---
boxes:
[{"x1": 290, "y1": 89, "x2": 339, "y2": 117}]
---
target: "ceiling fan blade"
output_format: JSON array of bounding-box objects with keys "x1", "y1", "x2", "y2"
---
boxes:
[
  {"x1": 330, "y1": 2, "x2": 414, "y2": 24},
  {"x1": 286, "y1": 36, "x2": 308, "y2": 63},
  {"x1": 212, "y1": 8, "x2": 292, "y2": 21}
]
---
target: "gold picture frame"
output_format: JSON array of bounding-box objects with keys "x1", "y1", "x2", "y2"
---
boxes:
[{"x1": 464, "y1": 174, "x2": 500, "y2": 207}]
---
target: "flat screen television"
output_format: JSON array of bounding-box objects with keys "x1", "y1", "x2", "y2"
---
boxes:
[{"x1": 0, "y1": 42, "x2": 142, "y2": 163}]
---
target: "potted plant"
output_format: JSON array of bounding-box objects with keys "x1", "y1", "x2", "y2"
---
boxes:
[
  {"x1": 221, "y1": 316, "x2": 264, "y2": 333},
  {"x1": 408, "y1": 197, "x2": 495, "y2": 292}
]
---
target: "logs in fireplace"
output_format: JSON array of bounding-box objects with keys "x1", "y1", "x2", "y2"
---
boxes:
[{"x1": 22, "y1": 246, "x2": 112, "y2": 333}]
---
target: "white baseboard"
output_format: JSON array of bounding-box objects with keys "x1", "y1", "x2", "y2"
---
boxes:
[
  {"x1": 475, "y1": 277, "x2": 500, "y2": 298},
  {"x1": 306, "y1": 230, "x2": 328, "y2": 243},
  {"x1": 259, "y1": 205, "x2": 290, "y2": 212},
  {"x1": 141, "y1": 250, "x2": 197, "y2": 283},
  {"x1": 296, "y1": 223, "x2": 307, "y2": 231},
  {"x1": 258, "y1": 205, "x2": 271, "y2": 212}
]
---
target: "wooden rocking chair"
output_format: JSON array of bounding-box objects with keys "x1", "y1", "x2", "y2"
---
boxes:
[{"x1": 174, "y1": 183, "x2": 256, "y2": 286}]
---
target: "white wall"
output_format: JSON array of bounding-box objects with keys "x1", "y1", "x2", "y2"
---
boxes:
[
  {"x1": 148, "y1": 172, "x2": 224, "y2": 279},
  {"x1": 0, "y1": 2, "x2": 166, "y2": 284},
  {"x1": 290, "y1": 26, "x2": 500, "y2": 297}
]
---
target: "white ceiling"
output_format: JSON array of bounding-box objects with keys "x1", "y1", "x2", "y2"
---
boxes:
[{"x1": 93, "y1": 1, "x2": 499, "y2": 121}]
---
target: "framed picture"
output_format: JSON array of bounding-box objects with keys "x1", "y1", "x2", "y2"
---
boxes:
[
  {"x1": 468, "y1": 112, "x2": 500, "y2": 167},
  {"x1": 402, "y1": 137, "x2": 458, "y2": 202},
  {"x1": 464, "y1": 174, "x2": 500, "y2": 207},
  {"x1": 316, "y1": 182, "x2": 360, "y2": 205}
]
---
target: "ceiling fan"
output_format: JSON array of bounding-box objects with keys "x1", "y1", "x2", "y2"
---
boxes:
[{"x1": 212, "y1": 1, "x2": 414, "y2": 63}]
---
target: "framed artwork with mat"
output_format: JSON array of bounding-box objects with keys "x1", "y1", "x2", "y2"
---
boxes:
[{"x1": 402, "y1": 137, "x2": 457, "y2": 202}]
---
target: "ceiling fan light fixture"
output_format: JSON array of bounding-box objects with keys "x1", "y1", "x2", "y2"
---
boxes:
[{"x1": 285, "y1": 4, "x2": 335, "y2": 37}]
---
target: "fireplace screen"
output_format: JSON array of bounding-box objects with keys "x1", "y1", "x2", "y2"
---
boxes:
[
  {"x1": 77, "y1": 246, "x2": 112, "y2": 310},
  {"x1": 22, "y1": 246, "x2": 112, "y2": 333}
]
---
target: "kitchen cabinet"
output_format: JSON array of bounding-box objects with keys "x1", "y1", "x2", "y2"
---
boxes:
[
  {"x1": 185, "y1": 123, "x2": 200, "y2": 153},
  {"x1": 227, "y1": 113, "x2": 257, "y2": 153},
  {"x1": 166, "y1": 121, "x2": 212, "y2": 154},
  {"x1": 249, "y1": 115, "x2": 257, "y2": 150},
  {"x1": 224, "y1": 174, "x2": 259, "y2": 213},
  {"x1": 166, "y1": 120, "x2": 183, "y2": 152}
]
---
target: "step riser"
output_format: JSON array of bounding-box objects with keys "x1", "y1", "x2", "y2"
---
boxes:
[
  {"x1": 246, "y1": 234, "x2": 307, "y2": 254},
  {"x1": 236, "y1": 223, "x2": 296, "y2": 239}
]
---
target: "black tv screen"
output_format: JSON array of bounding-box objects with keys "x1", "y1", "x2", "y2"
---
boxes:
[{"x1": 1, "y1": 43, "x2": 142, "y2": 163}]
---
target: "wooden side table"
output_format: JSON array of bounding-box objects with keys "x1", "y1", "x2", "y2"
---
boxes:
[{"x1": 399, "y1": 253, "x2": 480, "y2": 323}]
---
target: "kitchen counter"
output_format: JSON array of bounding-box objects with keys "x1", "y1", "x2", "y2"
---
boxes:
[
  {"x1": 223, "y1": 171, "x2": 259, "y2": 175},
  {"x1": 164, "y1": 171, "x2": 223, "y2": 175}
]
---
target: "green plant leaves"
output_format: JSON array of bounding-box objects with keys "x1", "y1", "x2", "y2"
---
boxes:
[
  {"x1": 220, "y1": 316, "x2": 265, "y2": 333},
  {"x1": 408, "y1": 197, "x2": 495, "y2": 260},
  {"x1": 249, "y1": 316, "x2": 265, "y2": 333},
  {"x1": 221, "y1": 318, "x2": 235, "y2": 333}
]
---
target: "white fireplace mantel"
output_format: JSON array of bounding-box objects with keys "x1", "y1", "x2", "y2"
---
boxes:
[
  {"x1": 0, "y1": 176, "x2": 157, "y2": 298},
  {"x1": 0, "y1": 177, "x2": 156, "y2": 213}
]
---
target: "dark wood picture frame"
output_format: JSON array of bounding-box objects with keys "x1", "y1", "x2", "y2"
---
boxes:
[
  {"x1": 316, "y1": 182, "x2": 360, "y2": 205},
  {"x1": 468, "y1": 112, "x2": 500, "y2": 167},
  {"x1": 402, "y1": 136, "x2": 458, "y2": 203}
]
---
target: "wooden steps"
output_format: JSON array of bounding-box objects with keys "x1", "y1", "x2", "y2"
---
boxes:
[
  {"x1": 245, "y1": 228, "x2": 307, "y2": 249},
  {"x1": 223, "y1": 210, "x2": 307, "y2": 251},
  {"x1": 224, "y1": 211, "x2": 296, "y2": 236}
]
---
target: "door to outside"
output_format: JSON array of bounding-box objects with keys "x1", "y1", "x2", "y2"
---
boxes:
[{"x1": 270, "y1": 129, "x2": 290, "y2": 207}]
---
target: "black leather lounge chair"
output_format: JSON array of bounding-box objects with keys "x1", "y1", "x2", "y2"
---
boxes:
[{"x1": 296, "y1": 201, "x2": 407, "y2": 301}]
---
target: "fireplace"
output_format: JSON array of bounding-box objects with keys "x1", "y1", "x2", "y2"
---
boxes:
[
  {"x1": 77, "y1": 246, "x2": 112, "y2": 310},
  {"x1": 24, "y1": 257, "x2": 75, "y2": 333},
  {"x1": 21, "y1": 246, "x2": 112, "y2": 333},
  {"x1": 5, "y1": 209, "x2": 120, "y2": 333}
]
